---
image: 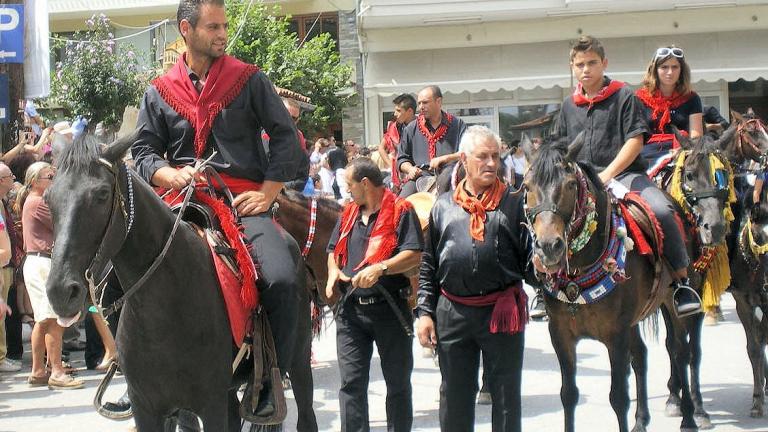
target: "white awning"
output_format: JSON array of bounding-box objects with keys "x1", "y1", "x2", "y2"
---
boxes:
[{"x1": 364, "y1": 29, "x2": 768, "y2": 96}]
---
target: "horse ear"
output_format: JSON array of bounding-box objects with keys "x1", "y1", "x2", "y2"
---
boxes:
[
  {"x1": 101, "y1": 128, "x2": 139, "y2": 163},
  {"x1": 671, "y1": 126, "x2": 692, "y2": 150},
  {"x1": 731, "y1": 110, "x2": 745, "y2": 125},
  {"x1": 565, "y1": 132, "x2": 585, "y2": 162},
  {"x1": 747, "y1": 107, "x2": 756, "y2": 117},
  {"x1": 519, "y1": 134, "x2": 536, "y2": 163},
  {"x1": 716, "y1": 122, "x2": 738, "y2": 151}
]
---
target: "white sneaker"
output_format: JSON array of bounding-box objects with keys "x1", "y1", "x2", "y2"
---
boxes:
[{"x1": 0, "y1": 358, "x2": 22, "y2": 372}]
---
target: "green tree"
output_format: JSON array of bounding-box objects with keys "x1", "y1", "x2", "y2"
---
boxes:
[
  {"x1": 225, "y1": 1, "x2": 353, "y2": 136},
  {"x1": 50, "y1": 14, "x2": 152, "y2": 129}
]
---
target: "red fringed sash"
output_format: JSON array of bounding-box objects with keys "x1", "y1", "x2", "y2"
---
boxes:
[
  {"x1": 635, "y1": 88, "x2": 694, "y2": 134},
  {"x1": 572, "y1": 80, "x2": 626, "y2": 109},
  {"x1": 153, "y1": 53, "x2": 259, "y2": 158},
  {"x1": 441, "y1": 282, "x2": 528, "y2": 334},
  {"x1": 333, "y1": 189, "x2": 412, "y2": 270},
  {"x1": 417, "y1": 112, "x2": 454, "y2": 159},
  {"x1": 384, "y1": 121, "x2": 402, "y2": 187}
]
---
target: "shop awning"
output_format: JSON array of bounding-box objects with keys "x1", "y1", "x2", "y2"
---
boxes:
[{"x1": 364, "y1": 29, "x2": 768, "y2": 96}]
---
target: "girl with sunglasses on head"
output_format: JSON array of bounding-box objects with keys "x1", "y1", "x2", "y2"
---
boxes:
[{"x1": 636, "y1": 46, "x2": 704, "y2": 164}]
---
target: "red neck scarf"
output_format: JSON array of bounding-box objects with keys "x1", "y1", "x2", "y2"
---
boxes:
[
  {"x1": 153, "y1": 53, "x2": 259, "y2": 158},
  {"x1": 572, "y1": 79, "x2": 626, "y2": 109},
  {"x1": 635, "y1": 87, "x2": 694, "y2": 134},
  {"x1": 384, "y1": 121, "x2": 402, "y2": 186},
  {"x1": 453, "y1": 178, "x2": 505, "y2": 242},
  {"x1": 333, "y1": 189, "x2": 412, "y2": 271},
  {"x1": 417, "y1": 111, "x2": 454, "y2": 159}
]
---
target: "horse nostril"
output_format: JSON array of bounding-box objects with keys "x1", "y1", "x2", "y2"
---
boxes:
[
  {"x1": 66, "y1": 282, "x2": 81, "y2": 303},
  {"x1": 702, "y1": 222, "x2": 711, "y2": 230},
  {"x1": 535, "y1": 239, "x2": 542, "y2": 250},
  {"x1": 552, "y1": 238, "x2": 565, "y2": 254}
]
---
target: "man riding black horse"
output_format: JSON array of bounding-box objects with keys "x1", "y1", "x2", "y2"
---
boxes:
[{"x1": 132, "y1": 0, "x2": 303, "y2": 416}]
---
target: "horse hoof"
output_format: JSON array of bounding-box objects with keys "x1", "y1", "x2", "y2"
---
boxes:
[
  {"x1": 631, "y1": 424, "x2": 647, "y2": 432},
  {"x1": 680, "y1": 428, "x2": 698, "y2": 432},
  {"x1": 695, "y1": 415, "x2": 713, "y2": 430},
  {"x1": 665, "y1": 403, "x2": 683, "y2": 417},
  {"x1": 750, "y1": 407, "x2": 764, "y2": 418}
]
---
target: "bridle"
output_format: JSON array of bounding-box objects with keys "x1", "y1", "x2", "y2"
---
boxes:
[
  {"x1": 84, "y1": 157, "x2": 192, "y2": 318},
  {"x1": 677, "y1": 149, "x2": 732, "y2": 225},
  {"x1": 524, "y1": 163, "x2": 610, "y2": 273},
  {"x1": 735, "y1": 118, "x2": 768, "y2": 170}
]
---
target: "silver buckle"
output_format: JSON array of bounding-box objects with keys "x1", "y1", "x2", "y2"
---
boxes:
[{"x1": 357, "y1": 296, "x2": 379, "y2": 305}]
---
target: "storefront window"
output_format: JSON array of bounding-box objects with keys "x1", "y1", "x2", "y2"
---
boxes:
[{"x1": 498, "y1": 103, "x2": 560, "y2": 144}]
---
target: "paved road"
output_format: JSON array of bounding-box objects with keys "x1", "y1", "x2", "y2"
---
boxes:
[{"x1": 1, "y1": 291, "x2": 766, "y2": 431}]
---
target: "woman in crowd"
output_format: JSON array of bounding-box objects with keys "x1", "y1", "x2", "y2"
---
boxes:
[{"x1": 17, "y1": 162, "x2": 84, "y2": 389}]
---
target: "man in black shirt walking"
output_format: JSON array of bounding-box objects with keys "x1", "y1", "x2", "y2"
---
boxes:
[
  {"x1": 417, "y1": 125, "x2": 533, "y2": 432},
  {"x1": 326, "y1": 157, "x2": 423, "y2": 432}
]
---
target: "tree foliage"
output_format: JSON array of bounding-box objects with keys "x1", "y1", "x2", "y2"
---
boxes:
[
  {"x1": 225, "y1": 1, "x2": 353, "y2": 136},
  {"x1": 50, "y1": 14, "x2": 152, "y2": 128}
]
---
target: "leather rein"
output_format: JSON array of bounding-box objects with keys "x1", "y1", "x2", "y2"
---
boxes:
[{"x1": 85, "y1": 158, "x2": 194, "y2": 319}]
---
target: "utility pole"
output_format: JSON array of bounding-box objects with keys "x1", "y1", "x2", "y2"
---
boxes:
[{"x1": 0, "y1": 0, "x2": 24, "y2": 152}]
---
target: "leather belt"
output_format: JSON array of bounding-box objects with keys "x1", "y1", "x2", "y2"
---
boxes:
[
  {"x1": 355, "y1": 288, "x2": 408, "y2": 305},
  {"x1": 27, "y1": 251, "x2": 52, "y2": 258}
]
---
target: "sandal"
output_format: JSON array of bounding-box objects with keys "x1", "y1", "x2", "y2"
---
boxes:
[
  {"x1": 48, "y1": 374, "x2": 84, "y2": 390},
  {"x1": 46, "y1": 361, "x2": 78, "y2": 374},
  {"x1": 95, "y1": 356, "x2": 117, "y2": 371},
  {"x1": 28, "y1": 372, "x2": 51, "y2": 387}
]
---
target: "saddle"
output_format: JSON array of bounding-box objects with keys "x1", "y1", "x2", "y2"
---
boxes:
[
  {"x1": 167, "y1": 187, "x2": 287, "y2": 427},
  {"x1": 617, "y1": 192, "x2": 667, "y2": 319}
]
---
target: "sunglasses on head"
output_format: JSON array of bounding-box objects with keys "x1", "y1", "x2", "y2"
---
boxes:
[{"x1": 655, "y1": 47, "x2": 684, "y2": 59}]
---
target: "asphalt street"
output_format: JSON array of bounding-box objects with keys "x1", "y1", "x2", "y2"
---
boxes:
[{"x1": 1, "y1": 291, "x2": 766, "y2": 432}]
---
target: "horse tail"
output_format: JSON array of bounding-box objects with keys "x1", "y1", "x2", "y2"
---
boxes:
[{"x1": 639, "y1": 309, "x2": 660, "y2": 343}]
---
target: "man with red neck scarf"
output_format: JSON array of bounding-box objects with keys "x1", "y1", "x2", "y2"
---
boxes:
[
  {"x1": 397, "y1": 85, "x2": 467, "y2": 197},
  {"x1": 326, "y1": 157, "x2": 423, "y2": 432},
  {"x1": 132, "y1": 0, "x2": 303, "y2": 415},
  {"x1": 551, "y1": 36, "x2": 700, "y2": 316}
]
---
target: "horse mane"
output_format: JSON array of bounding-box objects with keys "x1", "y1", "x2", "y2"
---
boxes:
[
  {"x1": 57, "y1": 132, "x2": 102, "y2": 174},
  {"x1": 281, "y1": 188, "x2": 342, "y2": 213},
  {"x1": 530, "y1": 136, "x2": 569, "y2": 187},
  {"x1": 576, "y1": 161, "x2": 604, "y2": 192}
]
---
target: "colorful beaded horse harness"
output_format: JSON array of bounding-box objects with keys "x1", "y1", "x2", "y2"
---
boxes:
[{"x1": 525, "y1": 164, "x2": 633, "y2": 305}]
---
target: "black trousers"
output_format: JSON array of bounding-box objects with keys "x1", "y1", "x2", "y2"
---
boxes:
[
  {"x1": 4, "y1": 285, "x2": 23, "y2": 361},
  {"x1": 336, "y1": 297, "x2": 413, "y2": 432},
  {"x1": 242, "y1": 213, "x2": 300, "y2": 372},
  {"x1": 435, "y1": 296, "x2": 524, "y2": 432}
]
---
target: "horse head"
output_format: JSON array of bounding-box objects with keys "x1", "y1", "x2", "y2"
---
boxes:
[
  {"x1": 730, "y1": 109, "x2": 768, "y2": 166},
  {"x1": 46, "y1": 131, "x2": 137, "y2": 322},
  {"x1": 521, "y1": 132, "x2": 589, "y2": 269},
  {"x1": 672, "y1": 126, "x2": 734, "y2": 246}
]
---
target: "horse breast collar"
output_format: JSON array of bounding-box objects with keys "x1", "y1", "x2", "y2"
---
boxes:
[{"x1": 543, "y1": 211, "x2": 630, "y2": 304}]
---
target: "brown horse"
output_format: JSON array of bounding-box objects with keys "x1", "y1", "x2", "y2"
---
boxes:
[{"x1": 521, "y1": 134, "x2": 697, "y2": 432}]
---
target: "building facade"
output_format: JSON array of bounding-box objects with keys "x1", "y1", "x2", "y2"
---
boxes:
[{"x1": 358, "y1": 0, "x2": 768, "y2": 146}]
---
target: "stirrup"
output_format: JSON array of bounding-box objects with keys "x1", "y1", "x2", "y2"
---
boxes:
[{"x1": 673, "y1": 285, "x2": 703, "y2": 318}]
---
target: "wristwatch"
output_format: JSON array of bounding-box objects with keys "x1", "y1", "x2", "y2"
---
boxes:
[{"x1": 379, "y1": 263, "x2": 388, "y2": 275}]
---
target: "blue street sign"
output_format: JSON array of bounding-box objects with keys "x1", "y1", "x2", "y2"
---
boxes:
[
  {"x1": 0, "y1": 4, "x2": 24, "y2": 64},
  {"x1": 0, "y1": 74, "x2": 8, "y2": 124}
]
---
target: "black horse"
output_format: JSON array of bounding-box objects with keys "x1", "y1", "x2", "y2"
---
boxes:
[
  {"x1": 730, "y1": 192, "x2": 768, "y2": 418},
  {"x1": 45, "y1": 132, "x2": 315, "y2": 432},
  {"x1": 522, "y1": 134, "x2": 697, "y2": 432},
  {"x1": 656, "y1": 127, "x2": 738, "y2": 430}
]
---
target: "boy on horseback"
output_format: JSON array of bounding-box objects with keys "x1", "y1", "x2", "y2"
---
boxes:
[
  {"x1": 132, "y1": 0, "x2": 303, "y2": 416},
  {"x1": 551, "y1": 36, "x2": 701, "y2": 316}
]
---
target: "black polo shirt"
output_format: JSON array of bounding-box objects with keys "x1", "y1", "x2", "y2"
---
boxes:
[
  {"x1": 554, "y1": 77, "x2": 649, "y2": 174},
  {"x1": 396, "y1": 113, "x2": 467, "y2": 171},
  {"x1": 327, "y1": 206, "x2": 423, "y2": 298}
]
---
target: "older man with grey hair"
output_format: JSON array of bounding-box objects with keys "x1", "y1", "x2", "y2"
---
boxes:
[{"x1": 416, "y1": 125, "x2": 536, "y2": 431}]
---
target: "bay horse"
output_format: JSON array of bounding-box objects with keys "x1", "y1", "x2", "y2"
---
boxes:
[
  {"x1": 45, "y1": 132, "x2": 316, "y2": 432},
  {"x1": 521, "y1": 134, "x2": 697, "y2": 432},
  {"x1": 655, "y1": 126, "x2": 738, "y2": 430}
]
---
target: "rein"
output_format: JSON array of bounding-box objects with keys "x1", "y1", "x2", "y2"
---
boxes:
[
  {"x1": 301, "y1": 197, "x2": 318, "y2": 257},
  {"x1": 86, "y1": 158, "x2": 195, "y2": 319}
]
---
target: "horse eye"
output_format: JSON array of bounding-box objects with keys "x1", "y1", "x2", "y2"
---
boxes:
[
  {"x1": 685, "y1": 172, "x2": 694, "y2": 181},
  {"x1": 94, "y1": 189, "x2": 111, "y2": 203}
]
